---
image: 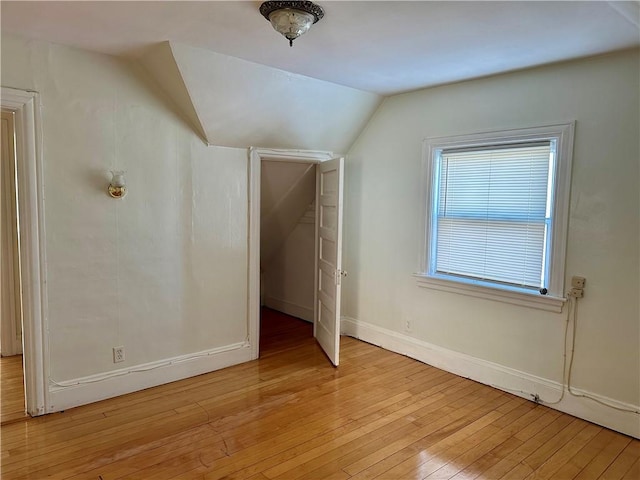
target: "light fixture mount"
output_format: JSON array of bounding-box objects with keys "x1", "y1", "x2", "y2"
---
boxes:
[
  {"x1": 260, "y1": 1, "x2": 325, "y2": 47},
  {"x1": 108, "y1": 170, "x2": 127, "y2": 198}
]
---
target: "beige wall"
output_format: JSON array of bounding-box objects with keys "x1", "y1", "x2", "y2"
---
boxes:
[
  {"x1": 344, "y1": 49, "x2": 640, "y2": 408},
  {"x1": 1, "y1": 35, "x2": 249, "y2": 385},
  {"x1": 264, "y1": 216, "x2": 316, "y2": 322}
]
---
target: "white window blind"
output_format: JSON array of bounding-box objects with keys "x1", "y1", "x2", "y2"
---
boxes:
[{"x1": 433, "y1": 142, "x2": 554, "y2": 290}]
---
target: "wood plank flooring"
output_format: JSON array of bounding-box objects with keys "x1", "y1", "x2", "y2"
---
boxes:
[
  {"x1": 1, "y1": 308, "x2": 638, "y2": 479},
  {"x1": 0, "y1": 354, "x2": 27, "y2": 424}
]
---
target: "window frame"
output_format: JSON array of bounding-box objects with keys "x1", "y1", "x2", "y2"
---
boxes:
[{"x1": 416, "y1": 123, "x2": 575, "y2": 312}]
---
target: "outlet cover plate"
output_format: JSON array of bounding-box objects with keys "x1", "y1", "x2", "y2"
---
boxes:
[{"x1": 113, "y1": 346, "x2": 125, "y2": 363}]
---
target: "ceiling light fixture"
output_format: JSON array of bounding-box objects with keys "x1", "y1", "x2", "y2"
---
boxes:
[{"x1": 260, "y1": 1, "x2": 324, "y2": 47}]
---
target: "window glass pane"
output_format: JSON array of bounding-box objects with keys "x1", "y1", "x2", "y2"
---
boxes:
[
  {"x1": 434, "y1": 142, "x2": 552, "y2": 289},
  {"x1": 436, "y1": 219, "x2": 545, "y2": 287},
  {"x1": 440, "y1": 144, "x2": 550, "y2": 221}
]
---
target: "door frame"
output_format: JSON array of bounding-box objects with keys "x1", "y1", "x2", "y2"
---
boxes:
[
  {"x1": 247, "y1": 148, "x2": 334, "y2": 359},
  {"x1": 1, "y1": 87, "x2": 48, "y2": 416}
]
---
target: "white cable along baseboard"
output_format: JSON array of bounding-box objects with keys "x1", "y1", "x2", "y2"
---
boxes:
[
  {"x1": 47, "y1": 341, "x2": 252, "y2": 413},
  {"x1": 341, "y1": 317, "x2": 639, "y2": 439}
]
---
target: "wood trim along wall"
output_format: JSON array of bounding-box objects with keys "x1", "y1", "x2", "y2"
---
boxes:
[
  {"x1": 341, "y1": 316, "x2": 640, "y2": 439},
  {"x1": 263, "y1": 297, "x2": 313, "y2": 323},
  {"x1": 48, "y1": 341, "x2": 251, "y2": 412}
]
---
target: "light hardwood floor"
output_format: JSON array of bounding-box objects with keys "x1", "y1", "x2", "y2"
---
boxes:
[
  {"x1": 0, "y1": 354, "x2": 27, "y2": 424},
  {"x1": 1, "y1": 309, "x2": 638, "y2": 479}
]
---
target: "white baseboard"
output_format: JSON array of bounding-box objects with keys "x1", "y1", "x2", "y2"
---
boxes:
[
  {"x1": 48, "y1": 341, "x2": 253, "y2": 413},
  {"x1": 341, "y1": 317, "x2": 639, "y2": 439},
  {"x1": 264, "y1": 297, "x2": 313, "y2": 322}
]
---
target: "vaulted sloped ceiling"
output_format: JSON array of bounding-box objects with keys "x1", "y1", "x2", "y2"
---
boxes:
[
  {"x1": 260, "y1": 161, "x2": 316, "y2": 265},
  {"x1": 139, "y1": 41, "x2": 382, "y2": 152},
  {"x1": 138, "y1": 42, "x2": 209, "y2": 144}
]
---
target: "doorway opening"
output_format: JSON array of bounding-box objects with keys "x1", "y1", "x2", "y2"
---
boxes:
[
  {"x1": 260, "y1": 159, "x2": 317, "y2": 348},
  {"x1": 248, "y1": 149, "x2": 344, "y2": 367},
  {"x1": 259, "y1": 307, "x2": 314, "y2": 357},
  {"x1": 1, "y1": 109, "x2": 27, "y2": 423}
]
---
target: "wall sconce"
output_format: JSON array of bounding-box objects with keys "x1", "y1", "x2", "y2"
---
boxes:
[{"x1": 108, "y1": 170, "x2": 127, "y2": 198}]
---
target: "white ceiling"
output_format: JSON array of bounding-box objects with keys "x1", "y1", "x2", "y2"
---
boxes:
[
  {"x1": 2, "y1": 1, "x2": 639, "y2": 95},
  {"x1": 138, "y1": 41, "x2": 381, "y2": 150}
]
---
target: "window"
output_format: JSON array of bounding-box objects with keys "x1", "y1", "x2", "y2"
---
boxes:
[{"x1": 416, "y1": 124, "x2": 574, "y2": 312}]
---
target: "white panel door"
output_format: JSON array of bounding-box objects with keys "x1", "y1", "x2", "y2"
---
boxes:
[{"x1": 315, "y1": 157, "x2": 344, "y2": 366}]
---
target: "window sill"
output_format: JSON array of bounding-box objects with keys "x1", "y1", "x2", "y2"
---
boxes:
[{"x1": 413, "y1": 274, "x2": 566, "y2": 313}]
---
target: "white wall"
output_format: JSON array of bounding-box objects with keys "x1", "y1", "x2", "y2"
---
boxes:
[
  {"x1": 264, "y1": 204, "x2": 316, "y2": 322},
  {"x1": 164, "y1": 42, "x2": 382, "y2": 152},
  {"x1": 343, "y1": 49, "x2": 640, "y2": 435},
  {"x1": 260, "y1": 161, "x2": 315, "y2": 264},
  {"x1": 1, "y1": 34, "x2": 251, "y2": 410}
]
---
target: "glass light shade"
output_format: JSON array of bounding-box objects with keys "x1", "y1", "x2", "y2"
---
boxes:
[
  {"x1": 268, "y1": 8, "x2": 315, "y2": 46},
  {"x1": 110, "y1": 170, "x2": 126, "y2": 188}
]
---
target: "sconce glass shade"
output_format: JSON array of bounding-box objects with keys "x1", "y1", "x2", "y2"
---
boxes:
[
  {"x1": 260, "y1": 1, "x2": 325, "y2": 47},
  {"x1": 109, "y1": 170, "x2": 127, "y2": 198}
]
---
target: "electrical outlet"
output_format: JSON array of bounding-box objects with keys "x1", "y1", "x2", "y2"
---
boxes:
[
  {"x1": 405, "y1": 320, "x2": 412, "y2": 332},
  {"x1": 568, "y1": 288, "x2": 583, "y2": 298},
  {"x1": 571, "y1": 276, "x2": 586, "y2": 289},
  {"x1": 113, "y1": 346, "x2": 125, "y2": 363}
]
